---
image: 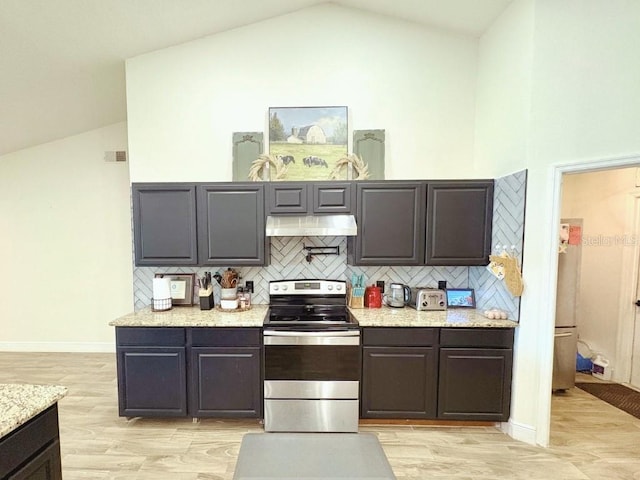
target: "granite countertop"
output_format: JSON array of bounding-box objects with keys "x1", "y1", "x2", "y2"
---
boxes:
[
  {"x1": 109, "y1": 305, "x2": 269, "y2": 327},
  {"x1": 110, "y1": 304, "x2": 516, "y2": 328},
  {"x1": 350, "y1": 306, "x2": 518, "y2": 328},
  {"x1": 0, "y1": 384, "x2": 68, "y2": 438}
]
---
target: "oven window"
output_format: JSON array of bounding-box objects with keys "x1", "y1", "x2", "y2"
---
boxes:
[{"x1": 264, "y1": 345, "x2": 360, "y2": 381}]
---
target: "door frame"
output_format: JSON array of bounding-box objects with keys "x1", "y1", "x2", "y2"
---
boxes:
[
  {"x1": 542, "y1": 153, "x2": 640, "y2": 446},
  {"x1": 616, "y1": 191, "x2": 640, "y2": 384}
]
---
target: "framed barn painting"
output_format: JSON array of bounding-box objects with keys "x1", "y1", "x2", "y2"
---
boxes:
[{"x1": 268, "y1": 106, "x2": 348, "y2": 181}]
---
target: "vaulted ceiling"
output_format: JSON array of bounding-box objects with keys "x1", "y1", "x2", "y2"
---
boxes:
[{"x1": 0, "y1": 0, "x2": 511, "y2": 156}]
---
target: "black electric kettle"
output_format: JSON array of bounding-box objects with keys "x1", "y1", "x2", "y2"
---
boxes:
[{"x1": 384, "y1": 283, "x2": 410, "y2": 308}]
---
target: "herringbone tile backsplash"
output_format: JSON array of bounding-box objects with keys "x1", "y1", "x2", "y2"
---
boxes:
[
  {"x1": 133, "y1": 239, "x2": 469, "y2": 309},
  {"x1": 469, "y1": 170, "x2": 527, "y2": 320},
  {"x1": 133, "y1": 170, "x2": 527, "y2": 320}
]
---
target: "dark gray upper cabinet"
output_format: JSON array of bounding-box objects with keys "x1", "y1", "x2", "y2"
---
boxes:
[
  {"x1": 425, "y1": 180, "x2": 494, "y2": 266},
  {"x1": 268, "y1": 183, "x2": 308, "y2": 214},
  {"x1": 348, "y1": 181, "x2": 425, "y2": 265},
  {"x1": 132, "y1": 184, "x2": 198, "y2": 266},
  {"x1": 197, "y1": 183, "x2": 266, "y2": 266},
  {"x1": 267, "y1": 182, "x2": 352, "y2": 214},
  {"x1": 312, "y1": 182, "x2": 352, "y2": 213}
]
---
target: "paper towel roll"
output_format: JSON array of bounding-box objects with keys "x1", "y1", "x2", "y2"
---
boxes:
[{"x1": 153, "y1": 277, "x2": 171, "y2": 300}]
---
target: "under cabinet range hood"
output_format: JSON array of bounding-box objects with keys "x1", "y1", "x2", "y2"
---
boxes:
[{"x1": 265, "y1": 214, "x2": 357, "y2": 237}]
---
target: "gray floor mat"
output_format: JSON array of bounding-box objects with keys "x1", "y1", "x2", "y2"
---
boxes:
[{"x1": 233, "y1": 432, "x2": 396, "y2": 479}]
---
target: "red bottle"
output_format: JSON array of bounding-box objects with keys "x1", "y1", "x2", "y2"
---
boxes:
[{"x1": 364, "y1": 285, "x2": 382, "y2": 308}]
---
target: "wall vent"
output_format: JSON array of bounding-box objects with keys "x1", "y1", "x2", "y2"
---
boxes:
[{"x1": 104, "y1": 150, "x2": 127, "y2": 162}]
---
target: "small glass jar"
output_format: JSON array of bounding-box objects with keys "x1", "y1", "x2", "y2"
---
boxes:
[{"x1": 238, "y1": 287, "x2": 246, "y2": 309}]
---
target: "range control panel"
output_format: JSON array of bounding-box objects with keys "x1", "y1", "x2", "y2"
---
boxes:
[{"x1": 269, "y1": 280, "x2": 345, "y2": 295}]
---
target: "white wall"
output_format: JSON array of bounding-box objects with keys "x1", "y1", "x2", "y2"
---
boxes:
[
  {"x1": 531, "y1": 0, "x2": 640, "y2": 163},
  {"x1": 474, "y1": 0, "x2": 534, "y2": 175},
  {"x1": 474, "y1": 0, "x2": 539, "y2": 445},
  {"x1": 561, "y1": 167, "x2": 638, "y2": 378},
  {"x1": 476, "y1": 0, "x2": 640, "y2": 446},
  {"x1": 126, "y1": 3, "x2": 479, "y2": 182},
  {"x1": 0, "y1": 122, "x2": 133, "y2": 352},
  {"x1": 526, "y1": 0, "x2": 640, "y2": 445}
]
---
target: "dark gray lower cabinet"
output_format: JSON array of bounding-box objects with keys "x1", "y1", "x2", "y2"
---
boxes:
[
  {"x1": 361, "y1": 327, "x2": 513, "y2": 422},
  {"x1": 189, "y1": 328, "x2": 262, "y2": 418},
  {"x1": 116, "y1": 327, "x2": 188, "y2": 417},
  {"x1": 0, "y1": 405, "x2": 62, "y2": 480},
  {"x1": 115, "y1": 327, "x2": 261, "y2": 418},
  {"x1": 117, "y1": 345, "x2": 188, "y2": 417},
  {"x1": 437, "y1": 328, "x2": 513, "y2": 421},
  {"x1": 362, "y1": 347, "x2": 437, "y2": 418},
  {"x1": 9, "y1": 441, "x2": 61, "y2": 480},
  {"x1": 360, "y1": 328, "x2": 438, "y2": 418}
]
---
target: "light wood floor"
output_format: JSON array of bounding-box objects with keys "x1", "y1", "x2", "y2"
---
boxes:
[{"x1": 1, "y1": 352, "x2": 640, "y2": 479}]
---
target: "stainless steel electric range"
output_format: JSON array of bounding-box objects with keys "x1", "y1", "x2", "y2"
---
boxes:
[{"x1": 263, "y1": 279, "x2": 360, "y2": 433}]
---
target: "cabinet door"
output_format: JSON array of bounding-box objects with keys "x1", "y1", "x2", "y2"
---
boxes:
[
  {"x1": 1, "y1": 406, "x2": 61, "y2": 480},
  {"x1": 425, "y1": 181, "x2": 493, "y2": 266},
  {"x1": 132, "y1": 183, "x2": 198, "y2": 266},
  {"x1": 267, "y1": 183, "x2": 308, "y2": 214},
  {"x1": 117, "y1": 346, "x2": 187, "y2": 417},
  {"x1": 312, "y1": 182, "x2": 352, "y2": 213},
  {"x1": 361, "y1": 346, "x2": 437, "y2": 418},
  {"x1": 197, "y1": 184, "x2": 266, "y2": 265},
  {"x1": 9, "y1": 440, "x2": 61, "y2": 480},
  {"x1": 349, "y1": 182, "x2": 425, "y2": 265},
  {"x1": 190, "y1": 347, "x2": 262, "y2": 417},
  {"x1": 438, "y1": 348, "x2": 512, "y2": 421}
]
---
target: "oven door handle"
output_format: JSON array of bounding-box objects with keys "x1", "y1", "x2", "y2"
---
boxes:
[{"x1": 263, "y1": 330, "x2": 360, "y2": 337}]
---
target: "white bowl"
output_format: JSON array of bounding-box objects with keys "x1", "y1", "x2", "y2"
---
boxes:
[{"x1": 220, "y1": 298, "x2": 238, "y2": 310}]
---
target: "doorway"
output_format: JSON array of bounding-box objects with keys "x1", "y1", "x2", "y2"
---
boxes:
[{"x1": 556, "y1": 165, "x2": 640, "y2": 392}]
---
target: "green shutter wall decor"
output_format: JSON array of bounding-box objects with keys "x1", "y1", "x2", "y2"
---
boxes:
[
  {"x1": 233, "y1": 133, "x2": 264, "y2": 181},
  {"x1": 353, "y1": 130, "x2": 385, "y2": 180}
]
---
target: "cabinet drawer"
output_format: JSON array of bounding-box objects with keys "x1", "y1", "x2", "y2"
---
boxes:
[
  {"x1": 440, "y1": 328, "x2": 514, "y2": 348},
  {"x1": 190, "y1": 328, "x2": 261, "y2": 347},
  {"x1": 116, "y1": 327, "x2": 186, "y2": 346},
  {"x1": 362, "y1": 328, "x2": 438, "y2": 346},
  {"x1": 0, "y1": 405, "x2": 59, "y2": 478}
]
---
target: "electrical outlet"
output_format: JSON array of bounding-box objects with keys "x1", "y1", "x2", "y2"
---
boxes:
[
  {"x1": 245, "y1": 281, "x2": 254, "y2": 293},
  {"x1": 376, "y1": 280, "x2": 385, "y2": 292}
]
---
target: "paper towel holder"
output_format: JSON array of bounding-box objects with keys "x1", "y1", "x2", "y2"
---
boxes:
[
  {"x1": 151, "y1": 297, "x2": 172, "y2": 311},
  {"x1": 151, "y1": 275, "x2": 173, "y2": 311}
]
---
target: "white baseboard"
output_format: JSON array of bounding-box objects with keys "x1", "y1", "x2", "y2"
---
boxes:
[
  {"x1": 0, "y1": 342, "x2": 115, "y2": 353},
  {"x1": 501, "y1": 419, "x2": 537, "y2": 446}
]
